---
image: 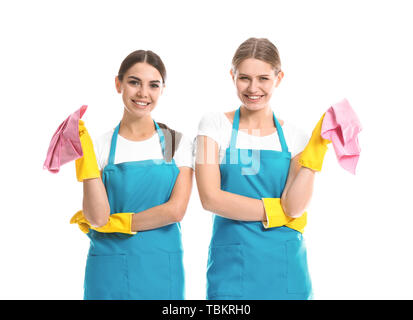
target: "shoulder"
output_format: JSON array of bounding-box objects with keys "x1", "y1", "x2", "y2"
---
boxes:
[
  {"x1": 176, "y1": 133, "x2": 194, "y2": 153},
  {"x1": 157, "y1": 122, "x2": 180, "y2": 134},
  {"x1": 174, "y1": 132, "x2": 195, "y2": 169},
  {"x1": 199, "y1": 111, "x2": 227, "y2": 126},
  {"x1": 197, "y1": 111, "x2": 233, "y2": 147},
  {"x1": 198, "y1": 111, "x2": 233, "y2": 131},
  {"x1": 281, "y1": 120, "x2": 309, "y2": 156},
  {"x1": 157, "y1": 122, "x2": 183, "y2": 144},
  {"x1": 93, "y1": 128, "x2": 115, "y2": 170},
  {"x1": 282, "y1": 121, "x2": 306, "y2": 138},
  {"x1": 223, "y1": 110, "x2": 236, "y2": 124},
  {"x1": 94, "y1": 129, "x2": 115, "y2": 149}
]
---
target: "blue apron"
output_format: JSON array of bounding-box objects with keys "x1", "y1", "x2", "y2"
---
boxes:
[
  {"x1": 206, "y1": 108, "x2": 312, "y2": 300},
  {"x1": 84, "y1": 121, "x2": 185, "y2": 300}
]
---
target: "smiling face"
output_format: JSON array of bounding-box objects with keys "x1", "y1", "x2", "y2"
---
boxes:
[
  {"x1": 115, "y1": 62, "x2": 164, "y2": 119},
  {"x1": 231, "y1": 58, "x2": 283, "y2": 111}
]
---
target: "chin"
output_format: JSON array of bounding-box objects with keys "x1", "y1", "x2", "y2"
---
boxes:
[
  {"x1": 242, "y1": 102, "x2": 268, "y2": 111},
  {"x1": 124, "y1": 105, "x2": 153, "y2": 118}
]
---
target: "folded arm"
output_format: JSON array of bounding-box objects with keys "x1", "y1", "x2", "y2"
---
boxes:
[
  {"x1": 77, "y1": 166, "x2": 193, "y2": 233},
  {"x1": 195, "y1": 135, "x2": 266, "y2": 222},
  {"x1": 131, "y1": 166, "x2": 193, "y2": 231}
]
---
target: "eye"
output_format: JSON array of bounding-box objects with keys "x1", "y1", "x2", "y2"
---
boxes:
[
  {"x1": 260, "y1": 77, "x2": 269, "y2": 81},
  {"x1": 128, "y1": 80, "x2": 140, "y2": 86},
  {"x1": 150, "y1": 83, "x2": 160, "y2": 88},
  {"x1": 239, "y1": 76, "x2": 249, "y2": 80}
]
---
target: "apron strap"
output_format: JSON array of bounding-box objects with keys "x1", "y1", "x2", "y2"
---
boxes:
[
  {"x1": 229, "y1": 107, "x2": 289, "y2": 153},
  {"x1": 108, "y1": 120, "x2": 166, "y2": 165},
  {"x1": 229, "y1": 108, "x2": 241, "y2": 149},
  {"x1": 272, "y1": 114, "x2": 289, "y2": 153},
  {"x1": 153, "y1": 120, "x2": 166, "y2": 156}
]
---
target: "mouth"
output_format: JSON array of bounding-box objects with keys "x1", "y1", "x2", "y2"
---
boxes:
[
  {"x1": 243, "y1": 94, "x2": 264, "y2": 103},
  {"x1": 131, "y1": 99, "x2": 151, "y2": 109}
]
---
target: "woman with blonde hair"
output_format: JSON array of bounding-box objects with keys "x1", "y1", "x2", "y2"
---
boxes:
[{"x1": 196, "y1": 38, "x2": 328, "y2": 299}]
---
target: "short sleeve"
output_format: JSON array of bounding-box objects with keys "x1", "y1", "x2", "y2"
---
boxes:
[
  {"x1": 173, "y1": 134, "x2": 194, "y2": 169},
  {"x1": 93, "y1": 130, "x2": 113, "y2": 170},
  {"x1": 289, "y1": 125, "x2": 310, "y2": 159},
  {"x1": 197, "y1": 112, "x2": 225, "y2": 145},
  {"x1": 295, "y1": 127, "x2": 310, "y2": 157}
]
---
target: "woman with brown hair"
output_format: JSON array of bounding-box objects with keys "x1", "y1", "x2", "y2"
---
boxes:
[
  {"x1": 195, "y1": 38, "x2": 326, "y2": 299},
  {"x1": 71, "y1": 50, "x2": 193, "y2": 300}
]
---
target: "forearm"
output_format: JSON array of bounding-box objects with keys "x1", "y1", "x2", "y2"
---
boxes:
[
  {"x1": 200, "y1": 187, "x2": 266, "y2": 222},
  {"x1": 82, "y1": 177, "x2": 110, "y2": 227},
  {"x1": 279, "y1": 110, "x2": 332, "y2": 218},
  {"x1": 196, "y1": 136, "x2": 265, "y2": 222},
  {"x1": 131, "y1": 200, "x2": 185, "y2": 232},
  {"x1": 77, "y1": 121, "x2": 109, "y2": 226},
  {"x1": 281, "y1": 166, "x2": 315, "y2": 218},
  {"x1": 132, "y1": 167, "x2": 193, "y2": 232}
]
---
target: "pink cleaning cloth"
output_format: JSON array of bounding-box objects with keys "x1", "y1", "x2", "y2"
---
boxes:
[
  {"x1": 43, "y1": 105, "x2": 87, "y2": 173},
  {"x1": 321, "y1": 99, "x2": 362, "y2": 174}
]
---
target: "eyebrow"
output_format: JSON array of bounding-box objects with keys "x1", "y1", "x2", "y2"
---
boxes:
[
  {"x1": 238, "y1": 73, "x2": 271, "y2": 77},
  {"x1": 127, "y1": 76, "x2": 161, "y2": 83}
]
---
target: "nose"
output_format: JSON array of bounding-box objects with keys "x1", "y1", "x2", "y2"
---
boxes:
[
  {"x1": 137, "y1": 83, "x2": 149, "y2": 98},
  {"x1": 247, "y1": 79, "x2": 259, "y2": 93}
]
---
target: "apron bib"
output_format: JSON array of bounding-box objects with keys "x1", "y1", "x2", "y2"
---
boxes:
[
  {"x1": 206, "y1": 108, "x2": 312, "y2": 300},
  {"x1": 84, "y1": 121, "x2": 185, "y2": 300}
]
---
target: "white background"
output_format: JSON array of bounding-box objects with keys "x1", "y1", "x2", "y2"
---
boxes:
[{"x1": 1, "y1": 0, "x2": 412, "y2": 299}]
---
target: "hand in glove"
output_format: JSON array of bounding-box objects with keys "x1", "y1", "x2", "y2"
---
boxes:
[
  {"x1": 70, "y1": 210, "x2": 136, "y2": 235},
  {"x1": 298, "y1": 113, "x2": 331, "y2": 171},
  {"x1": 262, "y1": 198, "x2": 307, "y2": 233},
  {"x1": 75, "y1": 120, "x2": 101, "y2": 181}
]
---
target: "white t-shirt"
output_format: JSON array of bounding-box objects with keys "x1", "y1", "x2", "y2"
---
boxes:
[
  {"x1": 197, "y1": 112, "x2": 309, "y2": 163},
  {"x1": 94, "y1": 128, "x2": 194, "y2": 170}
]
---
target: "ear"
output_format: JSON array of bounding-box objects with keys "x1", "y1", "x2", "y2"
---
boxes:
[
  {"x1": 160, "y1": 83, "x2": 165, "y2": 95},
  {"x1": 230, "y1": 68, "x2": 235, "y2": 82},
  {"x1": 115, "y1": 76, "x2": 122, "y2": 93},
  {"x1": 275, "y1": 70, "x2": 284, "y2": 88}
]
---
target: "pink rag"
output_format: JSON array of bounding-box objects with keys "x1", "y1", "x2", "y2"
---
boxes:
[
  {"x1": 321, "y1": 99, "x2": 362, "y2": 174},
  {"x1": 43, "y1": 105, "x2": 87, "y2": 173}
]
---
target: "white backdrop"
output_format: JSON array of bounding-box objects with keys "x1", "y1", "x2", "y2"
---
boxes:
[{"x1": 1, "y1": 0, "x2": 412, "y2": 299}]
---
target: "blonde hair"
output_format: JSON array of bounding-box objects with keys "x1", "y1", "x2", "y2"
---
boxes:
[{"x1": 232, "y1": 38, "x2": 281, "y2": 74}]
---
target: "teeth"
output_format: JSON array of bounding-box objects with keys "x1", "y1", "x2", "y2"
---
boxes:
[
  {"x1": 134, "y1": 101, "x2": 149, "y2": 106},
  {"x1": 247, "y1": 96, "x2": 260, "y2": 100}
]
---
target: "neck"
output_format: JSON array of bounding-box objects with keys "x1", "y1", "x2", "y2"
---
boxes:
[
  {"x1": 119, "y1": 113, "x2": 155, "y2": 141},
  {"x1": 239, "y1": 105, "x2": 273, "y2": 128}
]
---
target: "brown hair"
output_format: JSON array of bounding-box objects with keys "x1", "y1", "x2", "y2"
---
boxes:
[
  {"x1": 232, "y1": 38, "x2": 281, "y2": 74},
  {"x1": 117, "y1": 50, "x2": 167, "y2": 84}
]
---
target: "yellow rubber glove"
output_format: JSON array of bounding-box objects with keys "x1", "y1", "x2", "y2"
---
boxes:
[
  {"x1": 261, "y1": 198, "x2": 307, "y2": 233},
  {"x1": 299, "y1": 113, "x2": 331, "y2": 172},
  {"x1": 75, "y1": 120, "x2": 101, "y2": 181},
  {"x1": 70, "y1": 210, "x2": 136, "y2": 235},
  {"x1": 262, "y1": 198, "x2": 293, "y2": 228},
  {"x1": 285, "y1": 212, "x2": 307, "y2": 234},
  {"x1": 70, "y1": 210, "x2": 91, "y2": 233}
]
